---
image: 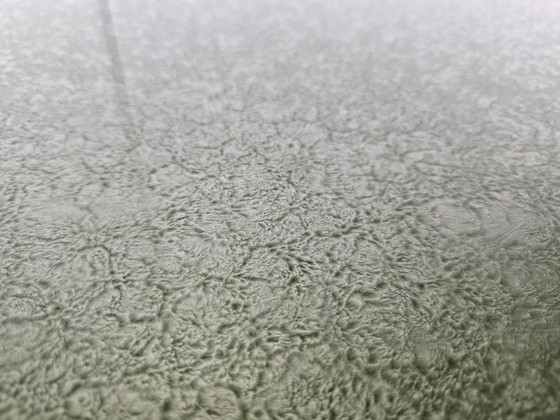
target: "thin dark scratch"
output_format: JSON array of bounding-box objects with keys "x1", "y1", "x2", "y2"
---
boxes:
[
  {"x1": 99, "y1": 0, "x2": 128, "y2": 103},
  {"x1": 98, "y1": 0, "x2": 138, "y2": 148}
]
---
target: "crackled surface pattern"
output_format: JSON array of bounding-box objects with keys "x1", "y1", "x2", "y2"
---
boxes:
[{"x1": 1, "y1": 0, "x2": 560, "y2": 418}]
